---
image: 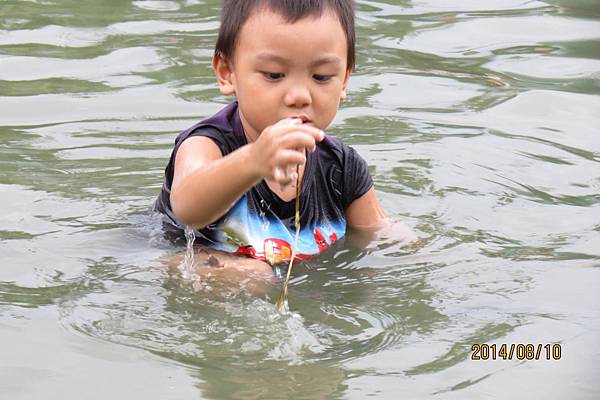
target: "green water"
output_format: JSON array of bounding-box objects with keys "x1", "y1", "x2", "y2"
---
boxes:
[{"x1": 1, "y1": 0, "x2": 599, "y2": 398}]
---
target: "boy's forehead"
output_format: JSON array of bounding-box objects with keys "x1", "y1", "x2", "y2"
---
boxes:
[
  {"x1": 237, "y1": 7, "x2": 346, "y2": 52},
  {"x1": 247, "y1": 4, "x2": 335, "y2": 20}
]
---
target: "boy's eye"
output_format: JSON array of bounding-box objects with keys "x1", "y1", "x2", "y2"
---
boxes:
[
  {"x1": 313, "y1": 74, "x2": 333, "y2": 82},
  {"x1": 263, "y1": 72, "x2": 284, "y2": 81}
]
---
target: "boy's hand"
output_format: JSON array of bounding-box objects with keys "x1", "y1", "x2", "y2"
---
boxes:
[{"x1": 249, "y1": 117, "x2": 325, "y2": 187}]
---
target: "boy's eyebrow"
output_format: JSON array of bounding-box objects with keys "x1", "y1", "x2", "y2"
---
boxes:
[
  {"x1": 310, "y1": 56, "x2": 342, "y2": 67},
  {"x1": 255, "y1": 53, "x2": 289, "y2": 64},
  {"x1": 254, "y1": 52, "x2": 342, "y2": 67}
]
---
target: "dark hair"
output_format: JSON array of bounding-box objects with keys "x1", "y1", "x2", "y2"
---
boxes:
[{"x1": 215, "y1": 0, "x2": 356, "y2": 70}]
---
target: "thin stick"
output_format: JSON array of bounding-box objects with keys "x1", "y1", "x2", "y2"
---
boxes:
[{"x1": 275, "y1": 163, "x2": 301, "y2": 313}]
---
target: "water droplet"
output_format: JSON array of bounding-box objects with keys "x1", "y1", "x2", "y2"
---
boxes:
[{"x1": 181, "y1": 226, "x2": 195, "y2": 279}]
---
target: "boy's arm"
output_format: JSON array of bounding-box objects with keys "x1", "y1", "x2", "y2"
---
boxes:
[
  {"x1": 346, "y1": 188, "x2": 417, "y2": 243},
  {"x1": 170, "y1": 119, "x2": 324, "y2": 229},
  {"x1": 345, "y1": 187, "x2": 386, "y2": 229},
  {"x1": 170, "y1": 136, "x2": 260, "y2": 228}
]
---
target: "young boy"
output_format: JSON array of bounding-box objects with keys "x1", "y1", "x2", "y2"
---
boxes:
[{"x1": 155, "y1": 0, "x2": 410, "y2": 270}]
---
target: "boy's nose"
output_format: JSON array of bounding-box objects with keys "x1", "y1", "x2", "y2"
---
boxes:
[{"x1": 283, "y1": 84, "x2": 312, "y2": 108}]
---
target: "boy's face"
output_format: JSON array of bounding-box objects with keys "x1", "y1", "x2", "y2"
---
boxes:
[{"x1": 213, "y1": 7, "x2": 350, "y2": 141}]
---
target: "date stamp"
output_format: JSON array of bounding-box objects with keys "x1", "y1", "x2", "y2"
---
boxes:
[{"x1": 471, "y1": 343, "x2": 561, "y2": 360}]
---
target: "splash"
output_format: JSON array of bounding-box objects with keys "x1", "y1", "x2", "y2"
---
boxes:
[{"x1": 181, "y1": 225, "x2": 195, "y2": 279}]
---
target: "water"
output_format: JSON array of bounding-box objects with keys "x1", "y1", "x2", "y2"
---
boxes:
[
  {"x1": 1, "y1": 0, "x2": 599, "y2": 398},
  {"x1": 182, "y1": 225, "x2": 195, "y2": 279}
]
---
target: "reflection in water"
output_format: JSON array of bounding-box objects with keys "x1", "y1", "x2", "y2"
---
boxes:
[
  {"x1": 196, "y1": 362, "x2": 347, "y2": 400},
  {"x1": 57, "y1": 229, "x2": 451, "y2": 398}
]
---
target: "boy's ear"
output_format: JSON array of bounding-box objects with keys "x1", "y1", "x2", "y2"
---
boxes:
[
  {"x1": 212, "y1": 52, "x2": 236, "y2": 96},
  {"x1": 341, "y1": 68, "x2": 351, "y2": 100}
]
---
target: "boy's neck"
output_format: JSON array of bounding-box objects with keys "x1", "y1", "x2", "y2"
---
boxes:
[{"x1": 238, "y1": 108, "x2": 259, "y2": 143}]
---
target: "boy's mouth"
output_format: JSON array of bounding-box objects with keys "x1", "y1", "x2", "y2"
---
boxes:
[{"x1": 289, "y1": 115, "x2": 312, "y2": 124}]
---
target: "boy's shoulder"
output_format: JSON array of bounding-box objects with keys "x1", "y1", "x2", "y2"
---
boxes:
[
  {"x1": 176, "y1": 103, "x2": 237, "y2": 142},
  {"x1": 171, "y1": 102, "x2": 244, "y2": 156}
]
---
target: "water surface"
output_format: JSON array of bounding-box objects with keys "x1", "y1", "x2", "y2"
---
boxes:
[{"x1": 1, "y1": 0, "x2": 599, "y2": 398}]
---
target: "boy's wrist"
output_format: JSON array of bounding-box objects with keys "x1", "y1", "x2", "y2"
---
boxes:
[{"x1": 241, "y1": 142, "x2": 266, "y2": 182}]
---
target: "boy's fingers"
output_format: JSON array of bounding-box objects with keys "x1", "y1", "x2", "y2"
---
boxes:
[
  {"x1": 278, "y1": 132, "x2": 319, "y2": 151},
  {"x1": 273, "y1": 167, "x2": 292, "y2": 187},
  {"x1": 296, "y1": 125, "x2": 325, "y2": 141},
  {"x1": 273, "y1": 167, "x2": 286, "y2": 181},
  {"x1": 275, "y1": 149, "x2": 306, "y2": 166},
  {"x1": 275, "y1": 124, "x2": 325, "y2": 142}
]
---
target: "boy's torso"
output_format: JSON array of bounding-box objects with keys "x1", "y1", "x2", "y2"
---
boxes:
[{"x1": 155, "y1": 102, "x2": 371, "y2": 265}]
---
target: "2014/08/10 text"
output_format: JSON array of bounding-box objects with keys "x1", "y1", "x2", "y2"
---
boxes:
[{"x1": 471, "y1": 343, "x2": 561, "y2": 360}]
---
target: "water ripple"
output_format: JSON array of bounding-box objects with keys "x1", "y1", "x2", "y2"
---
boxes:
[{"x1": 2, "y1": 0, "x2": 599, "y2": 397}]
